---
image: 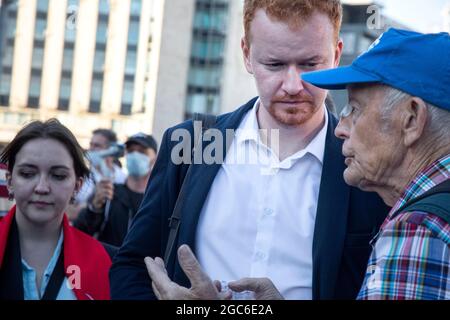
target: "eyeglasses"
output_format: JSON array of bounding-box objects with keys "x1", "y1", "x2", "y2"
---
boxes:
[{"x1": 339, "y1": 104, "x2": 356, "y2": 119}]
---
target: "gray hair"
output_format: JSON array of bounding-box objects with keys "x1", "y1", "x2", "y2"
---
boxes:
[
  {"x1": 425, "y1": 102, "x2": 450, "y2": 139},
  {"x1": 380, "y1": 86, "x2": 450, "y2": 140},
  {"x1": 379, "y1": 86, "x2": 410, "y2": 123}
]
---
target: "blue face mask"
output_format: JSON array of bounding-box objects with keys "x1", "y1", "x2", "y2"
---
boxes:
[{"x1": 126, "y1": 151, "x2": 151, "y2": 177}]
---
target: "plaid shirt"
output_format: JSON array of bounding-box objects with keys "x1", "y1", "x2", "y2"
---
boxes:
[{"x1": 358, "y1": 154, "x2": 450, "y2": 300}]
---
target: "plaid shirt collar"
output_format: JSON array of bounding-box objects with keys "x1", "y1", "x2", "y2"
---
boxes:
[
  {"x1": 388, "y1": 153, "x2": 450, "y2": 220},
  {"x1": 360, "y1": 153, "x2": 450, "y2": 300}
]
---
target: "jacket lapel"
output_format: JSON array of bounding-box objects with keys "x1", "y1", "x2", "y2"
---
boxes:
[
  {"x1": 173, "y1": 98, "x2": 257, "y2": 285},
  {"x1": 312, "y1": 112, "x2": 350, "y2": 300}
]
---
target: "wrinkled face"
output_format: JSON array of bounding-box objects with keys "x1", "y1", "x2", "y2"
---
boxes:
[
  {"x1": 242, "y1": 9, "x2": 342, "y2": 126},
  {"x1": 334, "y1": 85, "x2": 404, "y2": 191},
  {"x1": 7, "y1": 138, "x2": 82, "y2": 227}
]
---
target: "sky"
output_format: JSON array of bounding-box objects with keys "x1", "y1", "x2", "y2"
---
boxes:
[{"x1": 377, "y1": 0, "x2": 450, "y2": 32}]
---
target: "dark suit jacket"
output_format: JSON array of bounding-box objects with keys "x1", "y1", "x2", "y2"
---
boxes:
[{"x1": 110, "y1": 98, "x2": 390, "y2": 300}]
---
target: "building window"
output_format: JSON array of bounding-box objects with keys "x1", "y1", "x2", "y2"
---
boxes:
[
  {"x1": 58, "y1": 74, "x2": 71, "y2": 111},
  {"x1": 188, "y1": 65, "x2": 221, "y2": 88},
  {"x1": 34, "y1": 14, "x2": 47, "y2": 40},
  {"x1": 122, "y1": 80, "x2": 134, "y2": 105},
  {"x1": 30, "y1": 45, "x2": 44, "y2": 69},
  {"x1": 0, "y1": 73, "x2": 11, "y2": 106},
  {"x1": 185, "y1": 0, "x2": 229, "y2": 118},
  {"x1": 92, "y1": 48, "x2": 105, "y2": 72},
  {"x1": 120, "y1": 0, "x2": 141, "y2": 115},
  {"x1": 88, "y1": 76, "x2": 103, "y2": 109},
  {"x1": 37, "y1": 0, "x2": 49, "y2": 13},
  {"x1": 96, "y1": 19, "x2": 108, "y2": 44},
  {"x1": 28, "y1": 71, "x2": 42, "y2": 108},
  {"x1": 130, "y1": 0, "x2": 141, "y2": 17},
  {"x1": 191, "y1": 36, "x2": 224, "y2": 61},
  {"x1": 128, "y1": 19, "x2": 140, "y2": 46},
  {"x1": 194, "y1": 7, "x2": 228, "y2": 33},
  {"x1": 124, "y1": 48, "x2": 137, "y2": 74},
  {"x1": 89, "y1": 0, "x2": 110, "y2": 113},
  {"x1": 0, "y1": 1, "x2": 18, "y2": 107},
  {"x1": 3, "y1": 43, "x2": 13, "y2": 66},
  {"x1": 27, "y1": 0, "x2": 49, "y2": 108},
  {"x1": 98, "y1": 0, "x2": 110, "y2": 15},
  {"x1": 61, "y1": 45, "x2": 74, "y2": 71},
  {"x1": 186, "y1": 93, "x2": 220, "y2": 116},
  {"x1": 58, "y1": 0, "x2": 78, "y2": 111}
]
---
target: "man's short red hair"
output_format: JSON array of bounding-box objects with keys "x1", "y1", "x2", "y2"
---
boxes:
[{"x1": 243, "y1": 0, "x2": 342, "y2": 44}]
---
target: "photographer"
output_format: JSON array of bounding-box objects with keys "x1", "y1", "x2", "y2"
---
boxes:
[
  {"x1": 77, "y1": 129, "x2": 127, "y2": 204},
  {"x1": 67, "y1": 129, "x2": 127, "y2": 222},
  {"x1": 74, "y1": 133, "x2": 157, "y2": 247}
]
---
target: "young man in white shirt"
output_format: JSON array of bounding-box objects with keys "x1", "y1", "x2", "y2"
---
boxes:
[{"x1": 111, "y1": 0, "x2": 389, "y2": 300}]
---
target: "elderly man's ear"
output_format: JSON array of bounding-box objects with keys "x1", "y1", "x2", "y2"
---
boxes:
[{"x1": 401, "y1": 97, "x2": 428, "y2": 147}]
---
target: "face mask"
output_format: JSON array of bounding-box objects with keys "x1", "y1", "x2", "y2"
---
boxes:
[{"x1": 126, "y1": 152, "x2": 151, "y2": 177}]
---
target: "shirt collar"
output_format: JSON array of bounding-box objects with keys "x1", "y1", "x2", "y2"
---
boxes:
[
  {"x1": 390, "y1": 154, "x2": 450, "y2": 214},
  {"x1": 22, "y1": 230, "x2": 64, "y2": 278},
  {"x1": 235, "y1": 98, "x2": 261, "y2": 144},
  {"x1": 235, "y1": 98, "x2": 328, "y2": 165}
]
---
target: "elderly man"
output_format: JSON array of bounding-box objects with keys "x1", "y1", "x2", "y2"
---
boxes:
[
  {"x1": 146, "y1": 28, "x2": 449, "y2": 300},
  {"x1": 301, "y1": 28, "x2": 450, "y2": 300}
]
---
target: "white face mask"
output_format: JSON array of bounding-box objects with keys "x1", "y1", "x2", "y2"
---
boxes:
[{"x1": 126, "y1": 152, "x2": 151, "y2": 177}]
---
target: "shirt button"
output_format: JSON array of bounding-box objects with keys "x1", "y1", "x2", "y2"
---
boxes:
[{"x1": 263, "y1": 208, "x2": 274, "y2": 216}]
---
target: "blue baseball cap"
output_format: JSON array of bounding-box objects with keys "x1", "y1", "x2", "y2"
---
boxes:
[{"x1": 301, "y1": 28, "x2": 450, "y2": 111}]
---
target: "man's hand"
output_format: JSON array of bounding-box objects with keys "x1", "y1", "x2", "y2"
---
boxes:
[
  {"x1": 91, "y1": 179, "x2": 114, "y2": 210},
  {"x1": 144, "y1": 244, "x2": 231, "y2": 300},
  {"x1": 228, "y1": 278, "x2": 284, "y2": 300}
]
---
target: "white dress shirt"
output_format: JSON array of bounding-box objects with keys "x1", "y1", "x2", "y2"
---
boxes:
[{"x1": 196, "y1": 100, "x2": 328, "y2": 300}]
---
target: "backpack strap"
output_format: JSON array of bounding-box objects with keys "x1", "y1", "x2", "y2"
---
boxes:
[
  {"x1": 41, "y1": 250, "x2": 65, "y2": 300},
  {"x1": 393, "y1": 180, "x2": 450, "y2": 224},
  {"x1": 164, "y1": 113, "x2": 217, "y2": 266}
]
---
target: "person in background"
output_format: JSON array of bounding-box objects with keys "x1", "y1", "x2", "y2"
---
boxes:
[
  {"x1": 67, "y1": 129, "x2": 127, "y2": 222},
  {"x1": 74, "y1": 133, "x2": 157, "y2": 247},
  {"x1": 0, "y1": 119, "x2": 112, "y2": 300},
  {"x1": 0, "y1": 163, "x2": 9, "y2": 217}
]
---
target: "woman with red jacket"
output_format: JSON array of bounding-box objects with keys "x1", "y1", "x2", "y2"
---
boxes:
[{"x1": 0, "y1": 119, "x2": 112, "y2": 300}]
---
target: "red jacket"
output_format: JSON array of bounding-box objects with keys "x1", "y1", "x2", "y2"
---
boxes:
[{"x1": 0, "y1": 206, "x2": 112, "y2": 300}]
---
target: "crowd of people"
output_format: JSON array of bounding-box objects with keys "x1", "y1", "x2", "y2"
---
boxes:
[{"x1": 0, "y1": 0, "x2": 448, "y2": 301}]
